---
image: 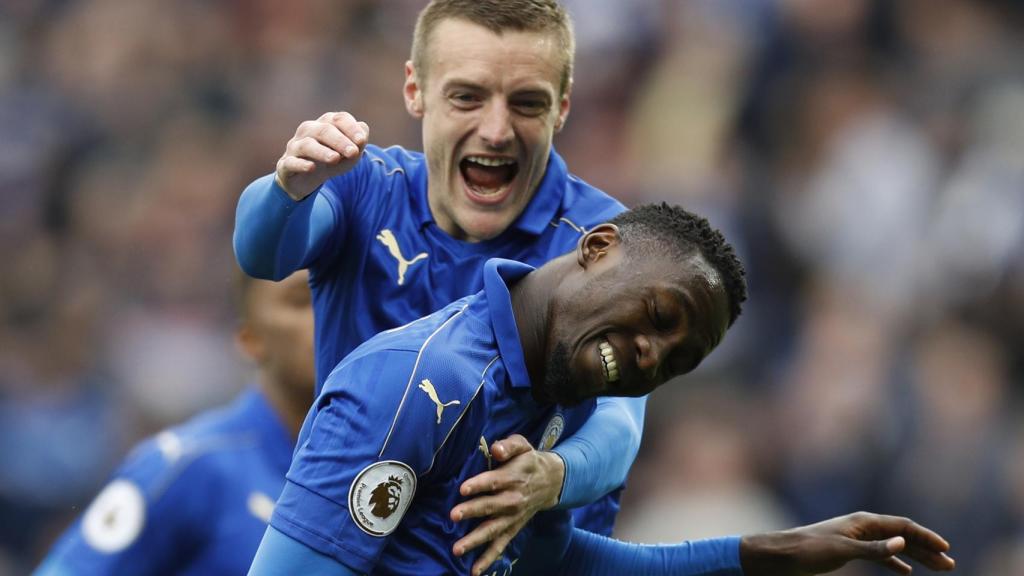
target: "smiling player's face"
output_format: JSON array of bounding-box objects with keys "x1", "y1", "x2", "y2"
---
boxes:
[
  {"x1": 404, "y1": 18, "x2": 570, "y2": 243},
  {"x1": 543, "y1": 230, "x2": 732, "y2": 406}
]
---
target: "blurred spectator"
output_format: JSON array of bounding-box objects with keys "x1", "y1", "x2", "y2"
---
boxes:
[
  {"x1": 767, "y1": 281, "x2": 900, "y2": 524},
  {"x1": 0, "y1": 251, "x2": 125, "y2": 570},
  {"x1": 615, "y1": 382, "x2": 791, "y2": 543},
  {"x1": 875, "y1": 319, "x2": 1018, "y2": 574}
]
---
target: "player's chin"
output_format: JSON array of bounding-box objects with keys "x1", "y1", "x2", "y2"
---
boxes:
[
  {"x1": 560, "y1": 349, "x2": 603, "y2": 403},
  {"x1": 453, "y1": 204, "x2": 517, "y2": 241},
  {"x1": 561, "y1": 376, "x2": 602, "y2": 406}
]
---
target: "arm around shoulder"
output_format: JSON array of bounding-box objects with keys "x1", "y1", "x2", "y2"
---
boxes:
[{"x1": 552, "y1": 395, "x2": 646, "y2": 508}]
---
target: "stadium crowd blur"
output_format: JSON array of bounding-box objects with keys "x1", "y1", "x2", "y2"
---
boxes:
[{"x1": 2, "y1": 0, "x2": 1022, "y2": 573}]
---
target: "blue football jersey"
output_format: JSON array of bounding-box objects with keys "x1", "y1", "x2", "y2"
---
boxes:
[
  {"x1": 35, "y1": 389, "x2": 293, "y2": 576},
  {"x1": 235, "y1": 145, "x2": 631, "y2": 536},
  {"x1": 272, "y1": 259, "x2": 595, "y2": 575},
  {"x1": 298, "y1": 145, "x2": 624, "y2": 395}
]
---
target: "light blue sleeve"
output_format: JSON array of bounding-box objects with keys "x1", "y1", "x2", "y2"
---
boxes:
[
  {"x1": 248, "y1": 526, "x2": 360, "y2": 576},
  {"x1": 518, "y1": 511, "x2": 744, "y2": 576},
  {"x1": 233, "y1": 174, "x2": 338, "y2": 280},
  {"x1": 552, "y1": 395, "x2": 646, "y2": 508}
]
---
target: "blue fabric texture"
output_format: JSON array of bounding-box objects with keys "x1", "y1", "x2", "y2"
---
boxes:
[
  {"x1": 233, "y1": 146, "x2": 640, "y2": 533},
  {"x1": 271, "y1": 260, "x2": 598, "y2": 574}
]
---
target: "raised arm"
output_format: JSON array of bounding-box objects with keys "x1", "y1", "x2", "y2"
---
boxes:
[
  {"x1": 450, "y1": 395, "x2": 646, "y2": 574},
  {"x1": 233, "y1": 112, "x2": 368, "y2": 280}
]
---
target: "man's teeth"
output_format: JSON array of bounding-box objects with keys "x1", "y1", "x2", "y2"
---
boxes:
[
  {"x1": 599, "y1": 340, "x2": 619, "y2": 382},
  {"x1": 465, "y1": 156, "x2": 515, "y2": 167}
]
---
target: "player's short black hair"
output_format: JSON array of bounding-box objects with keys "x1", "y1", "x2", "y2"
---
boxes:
[{"x1": 609, "y1": 203, "x2": 747, "y2": 326}]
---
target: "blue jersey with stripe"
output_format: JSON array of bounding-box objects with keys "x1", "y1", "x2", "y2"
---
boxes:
[
  {"x1": 272, "y1": 259, "x2": 595, "y2": 575},
  {"x1": 36, "y1": 389, "x2": 293, "y2": 576},
  {"x1": 235, "y1": 145, "x2": 632, "y2": 535},
  {"x1": 281, "y1": 145, "x2": 624, "y2": 395}
]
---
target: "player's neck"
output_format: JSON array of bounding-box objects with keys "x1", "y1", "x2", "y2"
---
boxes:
[
  {"x1": 258, "y1": 378, "x2": 309, "y2": 439},
  {"x1": 509, "y1": 262, "x2": 563, "y2": 399}
]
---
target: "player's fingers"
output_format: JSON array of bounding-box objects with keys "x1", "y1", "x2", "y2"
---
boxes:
[
  {"x1": 901, "y1": 519, "x2": 950, "y2": 554},
  {"x1": 288, "y1": 136, "x2": 344, "y2": 164},
  {"x1": 296, "y1": 117, "x2": 362, "y2": 157},
  {"x1": 459, "y1": 468, "x2": 517, "y2": 498},
  {"x1": 305, "y1": 121, "x2": 360, "y2": 157},
  {"x1": 451, "y1": 490, "x2": 523, "y2": 521},
  {"x1": 320, "y1": 110, "x2": 356, "y2": 127},
  {"x1": 855, "y1": 513, "x2": 949, "y2": 553},
  {"x1": 296, "y1": 119, "x2": 325, "y2": 137},
  {"x1": 873, "y1": 555, "x2": 913, "y2": 575},
  {"x1": 853, "y1": 537, "x2": 905, "y2": 562},
  {"x1": 325, "y1": 111, "x2": 368, "y2": 147},
  {"x1": 853, "y1": 521, "x2": 955, "y2": 573},
  {"x1": 860, "y1": 515, "x2": 955, "y2": 570},
  {"x1": 277, "y1": 155, "x2": 316, "y2": 176},
  {"x1": 453, "y1": 517, "x2": 507, "y2": 557},
  {"x1": 470, "y1": 531, "x2": 516, "y2": 576},
  {"x1": 491, "y1": 434, "x2": 533, "y2": 461},
  {"x1": 901, "y1": 546, "x2": 956, "y2": 571}
]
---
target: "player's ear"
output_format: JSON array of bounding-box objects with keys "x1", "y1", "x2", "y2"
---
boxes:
[
  {"x1": 577, "y1": 223, "x2": 620, "y2": 268},
  {"x1": 235, "y1": 324, "x2": 265, "y2": 364},
  {"x1": 404, "y1": 61, "x2": 425, "y2": 118},
  {"x1": 555, "y1": 80, "x2": 572, "y2": 133}
]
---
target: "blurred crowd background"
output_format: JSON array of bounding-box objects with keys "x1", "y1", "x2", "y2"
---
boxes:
[{"x1": 2, "y1": 0, "x2": 1022, "y2": 574}]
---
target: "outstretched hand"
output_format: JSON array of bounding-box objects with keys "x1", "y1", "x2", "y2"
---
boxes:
[
  {"x1": 450, "y1": 434, "x2": 565, "y2": 576},
  {"x1": 741, "y1": 512, "x2": 955, "y2": 575}
]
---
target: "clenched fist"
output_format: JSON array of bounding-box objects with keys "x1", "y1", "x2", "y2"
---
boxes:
[{"x1": 276, "y1": 111, "x2": 369, "y2": 201}]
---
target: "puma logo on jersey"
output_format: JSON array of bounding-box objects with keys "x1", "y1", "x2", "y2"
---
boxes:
[
  {"x1": 418, "y1": 379, "x2": 460, "y2": 424},
  {"x1": 376, "y1": 229, "x2": 428, "y2": 286}
]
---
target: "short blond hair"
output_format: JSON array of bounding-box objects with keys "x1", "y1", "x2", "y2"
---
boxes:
[{"x1": 411, "y1": 0, "x2": 575, "y2": 96}]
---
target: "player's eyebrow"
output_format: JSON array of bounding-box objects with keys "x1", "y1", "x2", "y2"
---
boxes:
[
  {"x1": 441, "y1": 80, "x2": 555, "y2": 102},
  {"x1": 664, "y1": 284, "x2": 695, "y2": 318},
  {"x1": 441, "y1": 79, "x2": 486, "y2": 93},
  {"x1": 679, "y1": 279, "x2": 726, "y2": 353},
  {"x1": 509, "y1": 89, "x2": 553, "y2": 101},
  {"x1": 665, "y1": 283, "x2": 709, "y2": 346}
]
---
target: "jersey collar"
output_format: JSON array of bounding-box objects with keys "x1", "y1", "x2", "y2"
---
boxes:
[
  {"x1": 404, "y1": 149, "x2": 434, "y2": 229},
  {"x1": 482, "y1": 258, "x2": 535, "y2": 389},
  {"x1": 509, "y1": 148, "x2": 567, "y2": 235}
]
